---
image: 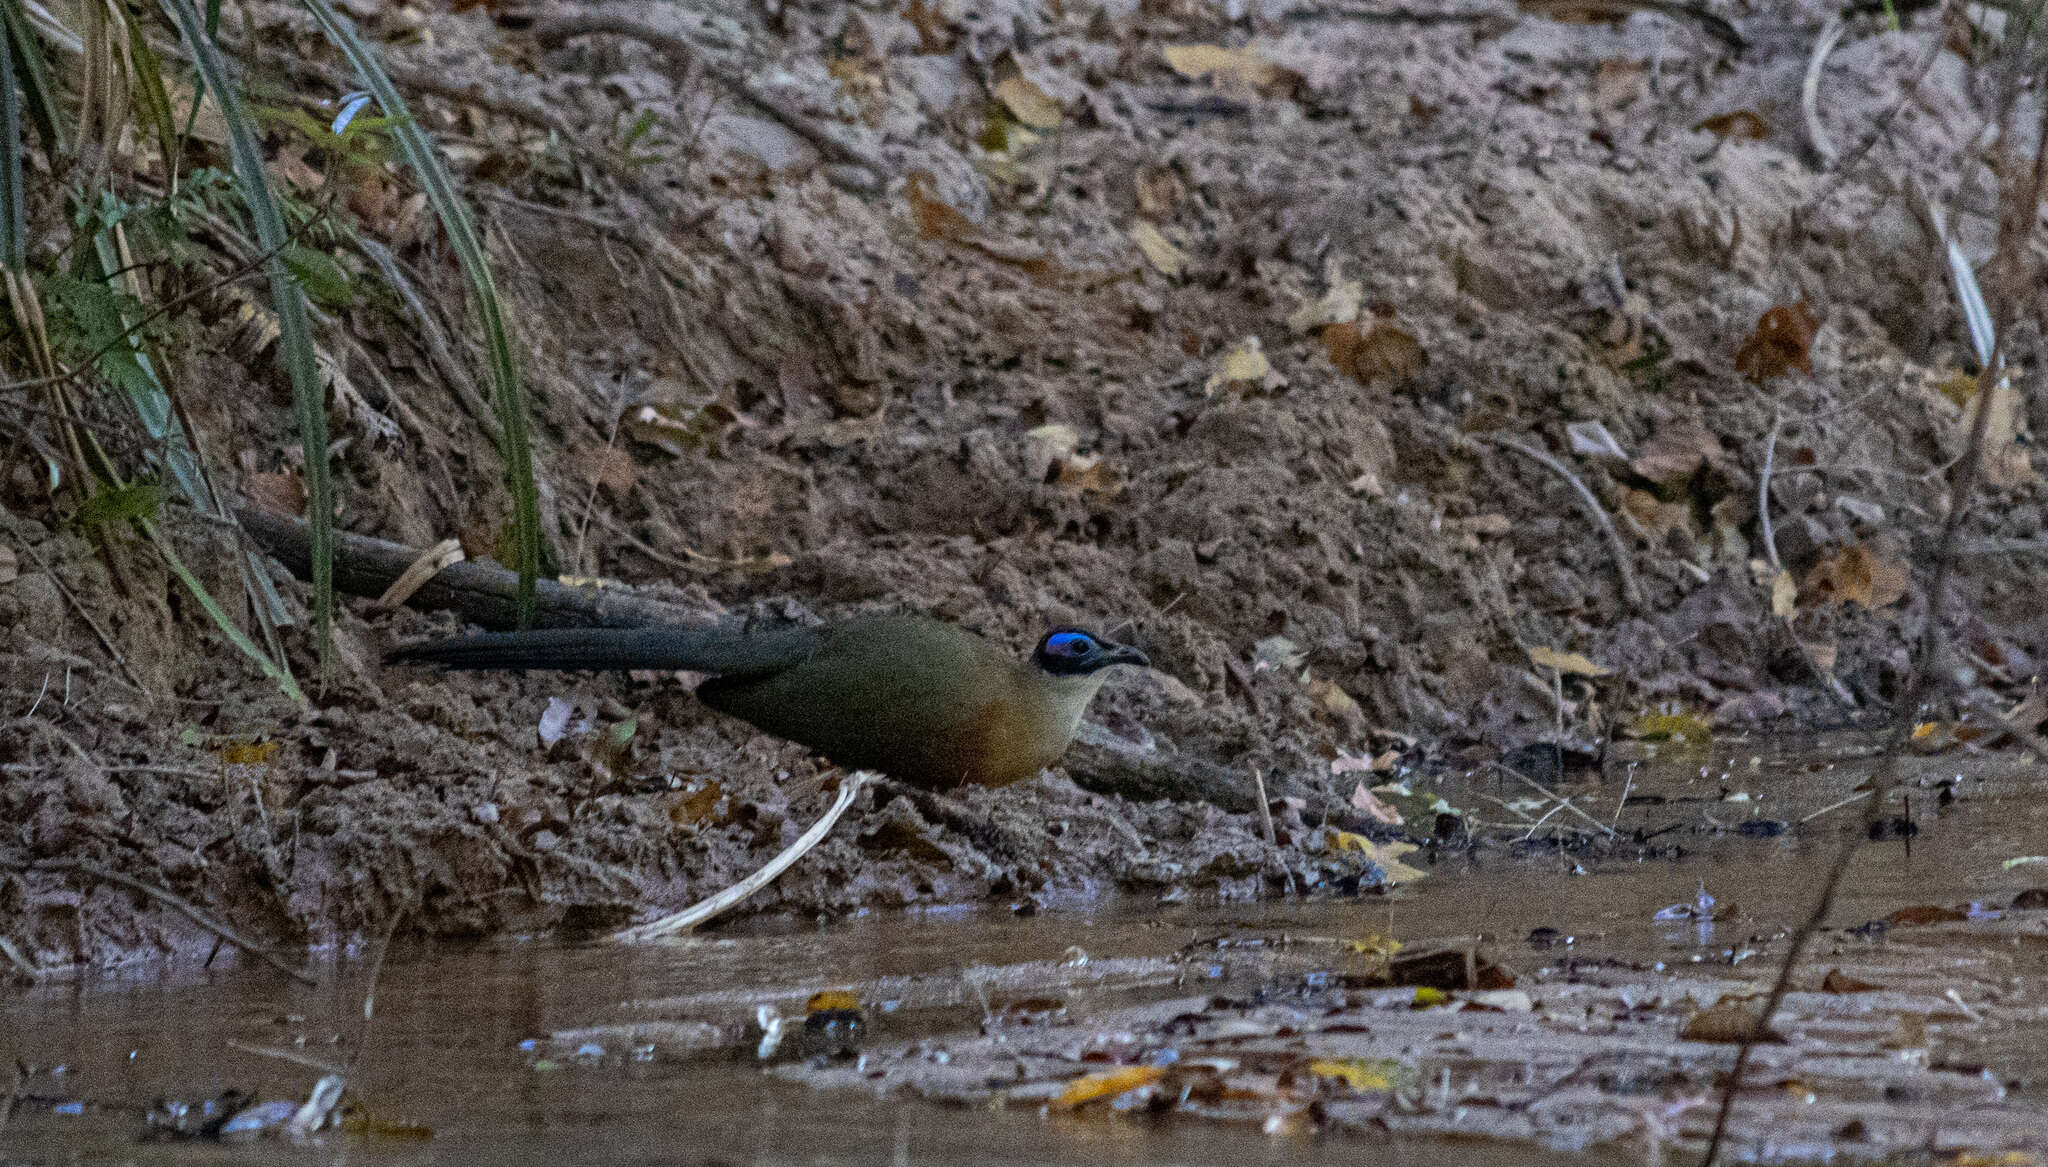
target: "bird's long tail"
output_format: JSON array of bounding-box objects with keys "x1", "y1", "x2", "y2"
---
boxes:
[{"x1": 386, "y1": 623, "x2": 817, "y2": 675}]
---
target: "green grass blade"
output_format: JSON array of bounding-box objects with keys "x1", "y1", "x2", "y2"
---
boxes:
[
  {"x1": 158, "y1": 0, "x2": 333, "y2": 668},
  {"x1": 145, "y1": 518, "x2": 306, "y2": 706},
  {"x1": 0, "y1": 0, "x2": 67, "y2": 154},
  {"x1": 299, "y1": 0, "x2": 544, "y2": 626},
  {"x1": 0, "y1": 4, "x2": 23, "y2": 273}
]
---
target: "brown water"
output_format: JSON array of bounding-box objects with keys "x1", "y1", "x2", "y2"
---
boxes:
[{"x1": 6, "y1": 733, "x2": 2046, "y2": 1164}]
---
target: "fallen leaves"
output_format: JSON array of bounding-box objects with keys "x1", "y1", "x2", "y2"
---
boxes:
[
  {"x1": 1205, "y1": 336, "x2": 1285, "y2": 396},
  {"x1": 1321, "y1": 319, "x2": 1428, "y2": 386},
  {"x1": 1803, "y1": 542, "x2": 1908, "y2": 609},
  {"x1": 1524, "y1": 644, "x2": 1610, "y2": 677},
  {"x1": 1055, "y1": 1065, "x2": 1163, "y2": 1108},
  {"x1": 1128, "y1": 220, "x2": 1189, "y2": 278},
  {"x1": 1693, "y1": 110, "x2": 1770, "y2": 140},
  {"x1": 1733, "y1": 300, "x2": 1821, "y2": 385},
  {"x1": 1161, "y1": 43, "x2": 1301, "y2": 97},
  {"x1": 1959, "y1": 380, "x2": 2039, "y2": 490},
  {"x1": 992, "y1": 75, "x2": 1062, "y2": 130}
]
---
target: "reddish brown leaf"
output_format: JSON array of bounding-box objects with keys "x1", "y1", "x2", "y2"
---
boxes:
[
  {"x1": 1733, "y1": 300, "x2": 1821, "y2": 385},
  {"x1": 1693, "y1": 110, "x2": 1770, "y2": 140}
]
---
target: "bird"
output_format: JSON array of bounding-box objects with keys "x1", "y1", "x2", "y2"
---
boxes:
[{"x1": 387, "y1": 615, "x2": 1149, "y2": 789}]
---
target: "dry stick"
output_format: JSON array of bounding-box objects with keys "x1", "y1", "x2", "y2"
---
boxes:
[
  {"x1": 1475, "y1": 434, "x2": 1644, "y2": 610},
  {"x1": 34, "y1": 859, "x2": 317, "y2": 986},
  {"x1": 1800, "y1": 12, "x2": 1851, "y2": 168},
  {"x1": 1790, "y1": 1, "x2": 1953, "y2": 232},
  {"x1": 1759, "y1": 412, "x2": 1783, "y2": 571},
  {"x1": 610, "y1": 771, "x2": 875, "y2": 943},
  {"x1": 1251, "y1": 766, "x2": 1298, "y2": 895},
  {"x1": 12, "y1": 539, "x2": 146, "y2": 694},
  {"x1": 1698, "y1": 347, "x2": 2014, "y2": 1167},
  {"x1": 1486, "y1": 761, "x2": 1617, "y2": 839}
]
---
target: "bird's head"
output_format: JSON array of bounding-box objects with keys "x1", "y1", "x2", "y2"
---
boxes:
[{"x1": 1031, "y1": 628, "x2": 1149, "y2": 677}]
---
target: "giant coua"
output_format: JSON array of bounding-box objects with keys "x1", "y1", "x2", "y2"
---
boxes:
[{"x1": 387, "y1": 616, "x2": 1149, "y2": 789}]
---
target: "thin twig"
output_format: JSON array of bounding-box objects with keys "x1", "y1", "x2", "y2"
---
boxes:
[
  {"x1": 1485, "y1": 761, "x2": 1618, "y2": 839},
  {"x1": 1701, "y1": 119, "x2": 2030, "y2": 1157},
  {"x1": 225, "y1": 1040, "x2": 344, "y2": 1076},
  {"x1": 33, "y1": 859, "x2": 317, "y2": 985},
  {"x1": 1611, "y1": 766, "x2": 1636, "y2": 830},
  {"x1": 610, "y1": 771, "x2": 875, "y2": 942},
  {"x1": 1800, "y1": 13, "x2": 1850, "y2": 168},
  {"x1": 1795, "y1": 789, "x2": 1874, "y2": 826},
  {"x1": 1759, "y1": 411, "x2": 1782, "y2": 572},
  {"x1": 1790, "y1": 1, "x2": 1953, "y2": 231},
  {"x1": 1475, "y1": 433, "x2": 1644, "y2": 610},
  {"x1": 13, "y1": 540, "x2": 146, "y2": 693}
]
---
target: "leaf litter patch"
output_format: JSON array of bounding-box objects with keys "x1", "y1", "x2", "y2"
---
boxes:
[{"x1": 742, "y1": 918, "x2": 2048, "y2": 1162}]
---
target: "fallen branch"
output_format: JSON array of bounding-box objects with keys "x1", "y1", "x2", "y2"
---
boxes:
[
  {"x1": 236, "y1": 507, "x2": 721, "y2": 632},
  {"x1": 611, "y1": 771, "x2": 875, "y2": 942},
  {"x1": 1474, "y1": 433, "x2": 1644, "y2": 611}
]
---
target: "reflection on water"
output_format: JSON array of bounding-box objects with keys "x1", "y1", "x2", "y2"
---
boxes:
[{"x1": 5, "y1": 733, "x2": 2043, "y2": 1165}]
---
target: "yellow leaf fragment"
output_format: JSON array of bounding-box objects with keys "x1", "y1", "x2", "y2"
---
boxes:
[
  {"x1": 1204, "y1": 336, "x2": 1283, "y2": 395},
  {"x1": 1771, "y1": 569, "x2": 1796, "y2": 618},
  {"x1": 1054, "y1": 1064, "x2": 1163, "y2": 1108},
  {"x1": 1162, "y1": 42, "x2": 1297, "y2": 94},
  {"x1": 992, "y1": 75, "x2": 1063, "y2": 129},
  {"x1": 1128, "y1": 220, "x2": 1189, "y2": 278},
  {"x1": 1309, "y1": 1058, "x2": 1398, "y2": 1091},
  {"x1": 1524, "y1": 644, "x2": 1610, "y2": 677}
]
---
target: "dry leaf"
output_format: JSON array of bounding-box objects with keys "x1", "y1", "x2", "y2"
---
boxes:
[
  {"x1": 1161, "y1": 42, "x2": 1300, "y2": 95},
  {"x1": 1960, "y1": 380, "x2": 2038, "y2": 489},
  {"x1": 1681, "y1": 1000, "x2": 1782, "y2": 1044},
  {"x1": 1886, "y1": 904, "x2": 1968, "y2": 926},
  {"x1": 1820, "y1": 968, "x2": 1881, "y2": 993},
  {"x1": 1308, "y1": 676, "x2": 1363, "y2": 720},
  {"x1": 1055, "y1": 452, "x2": 1121, "y2": 498},
  {"x1": 1287, "y1": 279, "x2": 1364, "y2": 334},
  {"x1": 1325, "y1": 831, "x2": 1429, "y2": 883},
  {"x1": 245, "y1": 469, "x2": 307, "y2": 517},
  {"x1": 1350, "y1": 782, "x2": 1404, "y2": 825},
  {"x1": 905, "y1": 169, "x2": 973, "y2": 242},
  {"x1": 993, "y1": 75, "x2": 1062, "y2": 129},
  {"x1": 1733, "y1": 300, "x2": 1821, "y2": 385},
  {"x1": 1133, "y1": 163, "x2": 1185, "y2": 219},
  {"x1": 1524, "y1": 644, "x2": 1610, "y2": 677},
  {"x1": 904, "y1": 0, "x2": 953, "y2": 52},
  {"x1": 1770, "y1": 569, "x2": 1797, "y2": 617},
  {"x1": 1205, "y1": 337, "x2": 1283, "y2": 395},
  {"x1": 1322, "y1": 321, "x2": 1427, "y2": 385},
  {"x1": 1804, "y1": 542, "x2": 1908, "y2": 609},
  {"x1": 1055, "y1": 1065, "x2": 1163, "y2": 1107},
  {"x1": 571, "y1": 444, "x2": 638, "y2": 493},
  {"x1": 1591, "y1": 58, "x2": 1647, "y2": 113},
  {"x1": 1629, "y1": 420, "x2": 1723, "y2": 484},
  {"x1": 1693, "y1": 110, "x2": 1770, "y2": 139},
  {"x1": 1128, "y1": 220, "x2": 1189, "y2": 278}
]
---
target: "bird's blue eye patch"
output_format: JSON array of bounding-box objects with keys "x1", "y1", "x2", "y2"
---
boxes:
[{"x1": 1046, "y1": 632, "x2": 1094, "y2": 655}]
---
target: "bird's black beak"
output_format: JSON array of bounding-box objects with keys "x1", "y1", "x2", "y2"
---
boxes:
[{"x1": 1102, "y1": 640, "x2": 1150, "y2": 669}]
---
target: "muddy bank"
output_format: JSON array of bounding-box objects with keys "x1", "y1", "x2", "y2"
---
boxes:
[{"x1": 5, "y1": 0, "x2": 2046, "y2": 967}]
